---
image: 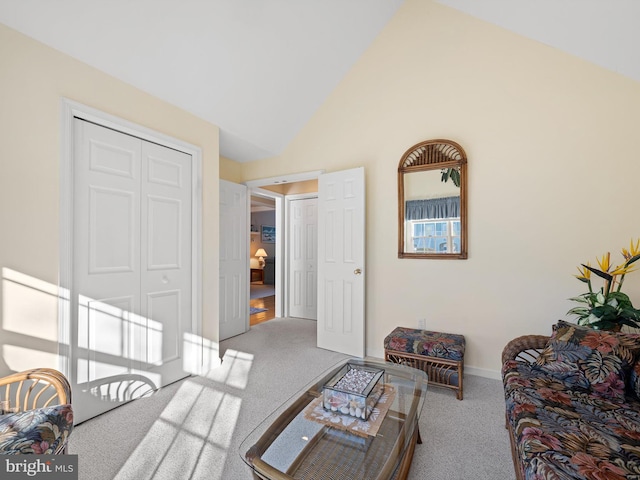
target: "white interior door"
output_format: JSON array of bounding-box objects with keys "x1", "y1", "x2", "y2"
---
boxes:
[
  {"x1": 317, "y1": 167, "x2": 365, "y2": 357},
  {"x1": 72, "y1": 119, "x2": 193, "y2": 422},
  {"x1": 219, "y1": 180, "x2": 249, "y2": 340},
  {"x1": 288, "y1": 197, "x2": 318, "y2": 320}
]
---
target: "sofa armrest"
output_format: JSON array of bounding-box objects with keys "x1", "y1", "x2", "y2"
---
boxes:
[{"x1": 501, "y1": 335, "x2": 550, "y2": 365}]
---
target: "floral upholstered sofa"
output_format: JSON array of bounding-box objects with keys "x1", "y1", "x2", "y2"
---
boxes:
[{"x1": 502, "y1": 320, "x2": 640, "y2": 480}]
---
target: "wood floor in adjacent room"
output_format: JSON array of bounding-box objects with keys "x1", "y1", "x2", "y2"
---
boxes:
[{"x1": 250, "y1": 295, "x2": 275, "y2": 326}]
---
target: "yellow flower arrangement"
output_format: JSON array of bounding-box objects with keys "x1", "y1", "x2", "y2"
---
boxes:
[{"x1": 568, "y1": 239, "x2": 640, "y2": 330}]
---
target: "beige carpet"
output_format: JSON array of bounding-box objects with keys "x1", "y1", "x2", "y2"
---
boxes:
[{"x1": 68, "y1": 317, "x2": 513, "y2": 479}]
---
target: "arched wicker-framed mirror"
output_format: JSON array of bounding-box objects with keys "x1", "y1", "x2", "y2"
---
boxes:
[{"x1": 398, "y1": 139, "x2": 467, "y2": 259}]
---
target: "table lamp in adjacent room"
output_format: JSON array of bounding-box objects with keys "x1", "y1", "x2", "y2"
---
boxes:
[{"x1": 255, "y1": 248, "x2": 268, "y2": 268}]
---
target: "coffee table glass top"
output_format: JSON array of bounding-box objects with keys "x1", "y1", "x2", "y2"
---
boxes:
[{"x1": 240, "y1": 358, "x2": 428, "y2": 480}]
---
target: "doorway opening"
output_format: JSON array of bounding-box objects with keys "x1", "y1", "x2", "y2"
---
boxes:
[
  {"x1": 246, "y1": 176, "x2": 320, "y2": 327},
  {"x1": 221, "y1": 167, "x2": 365, "y2": 356},
  {"x1": 249, "y1": 194, "x2": 276, "y2": 325}
]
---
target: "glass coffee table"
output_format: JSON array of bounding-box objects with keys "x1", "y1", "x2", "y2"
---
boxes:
[{"x1": 240, "y1": 358, "x2": 428, "y2": 480}]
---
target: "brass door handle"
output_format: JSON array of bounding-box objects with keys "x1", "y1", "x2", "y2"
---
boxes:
[{"x1": 354, "y1": 268, "x2": 362, "y2": 275}]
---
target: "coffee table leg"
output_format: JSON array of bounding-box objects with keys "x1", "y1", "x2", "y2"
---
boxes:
[{"x1": 392, "y1": 422, "x2": 421, "y2": 480}]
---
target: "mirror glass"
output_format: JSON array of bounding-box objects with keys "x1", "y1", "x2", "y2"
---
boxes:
[{"x1": 398, "y1": 140, "x2": 467, "y2": 259}]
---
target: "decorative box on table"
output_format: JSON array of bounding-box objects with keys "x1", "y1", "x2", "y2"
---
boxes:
[{"x1": 322, "y1": 363, "x2": 384, "y2": 420}]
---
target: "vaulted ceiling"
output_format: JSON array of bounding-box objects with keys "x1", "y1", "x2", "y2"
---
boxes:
[{"x1": 0, "y1": 0, "x2": 637, "y2": 162}]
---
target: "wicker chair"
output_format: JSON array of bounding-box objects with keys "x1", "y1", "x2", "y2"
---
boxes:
[
  {"x1": 0, "y1": 368, "x2": 73, "y2": 454},
  {"x1": 501, "y1": 334, "x2": 549, "y2": 365}
]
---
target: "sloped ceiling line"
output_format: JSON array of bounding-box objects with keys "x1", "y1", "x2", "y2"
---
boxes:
[{"x1": 1, "y1": 0, "x2": 637, "y2": 162}]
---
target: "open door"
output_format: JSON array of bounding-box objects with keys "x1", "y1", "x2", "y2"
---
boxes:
[
  {"x1": 219, "y1": 180, "x2": 249, "y2": 340},
  {"x1": 317, "y1": 167, "x2": 365, "y2": 357}
]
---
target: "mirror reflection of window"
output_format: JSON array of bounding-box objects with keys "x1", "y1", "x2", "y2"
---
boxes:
[
  {"x1": 409, "y1": 219, "x2": 460, "y2": 254},
  {"x1": 398, "y1": 140, "x2": 467, "y2": 259}
]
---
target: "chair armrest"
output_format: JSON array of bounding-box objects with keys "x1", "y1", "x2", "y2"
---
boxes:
[{"x1": 501, "y1": 335, "x2": 550, "y2": 365}]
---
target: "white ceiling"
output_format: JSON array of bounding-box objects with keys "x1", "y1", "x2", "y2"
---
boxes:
[
  {"x1": 251, "y1": 195, "x2": 275, "y2": 213},
  {"x1": 1, "y1": 0, "x2": 638, "y2": 162},
  {"x1": 436, "y1": 0, "x2": 640, "y2": 84}
]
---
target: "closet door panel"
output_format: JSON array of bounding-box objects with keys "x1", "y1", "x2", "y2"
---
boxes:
[
  {"x1": 140, "y1": 141, "x2": 192, "y2": 384},
  {"x1": 72, "y1": 119, "x2": 143, "y2": 422}
]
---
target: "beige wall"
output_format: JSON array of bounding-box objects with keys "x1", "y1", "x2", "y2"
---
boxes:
[
  {"x1": 8, "y1": 0, "x2": 638, "y2": 380},
  {"x1": 220, "y1": 155, "x2": 243, "y2": 183},
  {"x1": 238, "y1": 0, "x2": 640, "y2": 377},
  {"x1": 0, "y1": 24, "x2": 220, "y2": 376}
]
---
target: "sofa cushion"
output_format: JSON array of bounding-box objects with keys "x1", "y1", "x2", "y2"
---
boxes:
[
  {"x1": 630, "y1": 362, "x2": 640, "y2": 401},
  {"x1": 535, "y1": 320, "x2": 640, "y2": 400},
  {"x1": 0, "y1": 404, "x2": 73, "y2": 454},
  {"x1": 383, "y1": 327, "x2": 465, "y2": 361},
  {"x1": 503, "y1": 360, "x2": 640, "y2": 479}
]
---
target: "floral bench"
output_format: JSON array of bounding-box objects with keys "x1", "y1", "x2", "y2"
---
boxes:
[
  {"x1": 502, "y1": 320, "x2": 640, "y2": 479},
  {"x1": 384, "y1": 327, "x2": 465, "y2": 400}
]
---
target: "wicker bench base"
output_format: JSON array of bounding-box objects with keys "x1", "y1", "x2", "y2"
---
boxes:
[{"x1": 385, "y1": 349, "x2": 464, "y2": 400}]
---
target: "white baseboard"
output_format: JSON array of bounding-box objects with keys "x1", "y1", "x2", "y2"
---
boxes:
[
  {"x1": 366, "y1": 354, "x2": 502, "y2": 381},
  {"x1": 465, "y1": 366, "x2": 501, "y2": 380}
]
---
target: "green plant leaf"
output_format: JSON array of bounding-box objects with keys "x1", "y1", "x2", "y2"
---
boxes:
[
  {"x1": 626, "y1": 254, "x2": 640, "y2": 266},
  {"x1": 583, "y1": 264, "x2": 613, "y2": 282},
  {"x1": 608, "y1": 291, "x2": 633, "y2": 308},
  {"x1": 567, "y1": 306, "x2": 588, "y2": 314},
  {"x1": 568, "y1": 296, "x2": 589, "y2": 304},
  {"x1": 619, "y1": 317, "x2": 640, "y2": 328},
  {"x1": 591, "y1": 304, "x2": 619, "y2": 320},
  {"x1": 620, "y1": 306, "x2": 640, "y2": 318},
  {"x1": 451, "y1": 169, "x2": 461, "y2": 187}
]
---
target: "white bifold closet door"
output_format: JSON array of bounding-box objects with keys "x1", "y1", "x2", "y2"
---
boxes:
[{"x1": 72, "y1": 118, "x2": 192, "y2": 422}]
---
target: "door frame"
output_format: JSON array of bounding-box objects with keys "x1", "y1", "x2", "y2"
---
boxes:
[
  {"x1": 245, "y1": 171, "x2": 323, "y2": 320},
  {"x1": 248, "y1": 187, "x2": 285, "y2": 318},
  {"x1": 236, "y1": 168, "x2": 365, "y2": 356},
  {"x1": 59, "y1": 98, "x2": 204, "y2": 377}
]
